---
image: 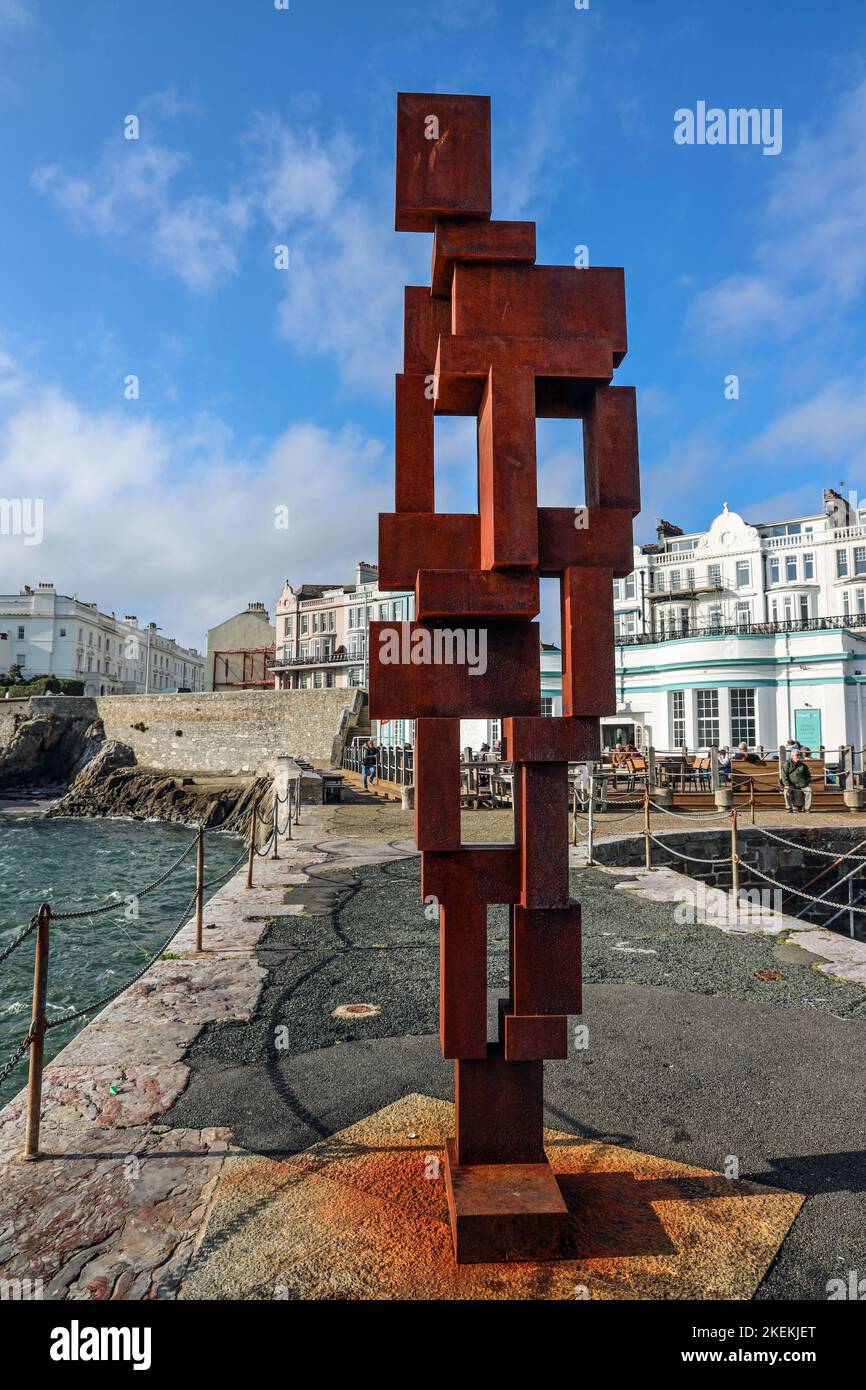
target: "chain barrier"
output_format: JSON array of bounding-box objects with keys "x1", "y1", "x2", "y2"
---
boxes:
[
  {"x1": 51, "y1": 833, "x2": 199, "y2": 922},
  {"x1": 646, "y1": 832, "x2": 732, "y2": 866},
  {"x1": 748, "y1": 824, "x2": 866, "y2": 860},
  {"x1": 0, "y1": 1030, "x2": 32, "y2": 1091},
  {"x1": 43, "y1": 888, "x2": 200, "y2": 1034},
  {"x1": 0, "y1": 799, "x2": 267, "y2": 1104},
  {"x1": 648, "y1": 800, "x2": 731, "y2": 822},
  {"x1": 0, "y1": 912, "x2": 38, "y2": 966},
  {"x1": 744, "y1": 861, "x2": 866, "y2": 915}
]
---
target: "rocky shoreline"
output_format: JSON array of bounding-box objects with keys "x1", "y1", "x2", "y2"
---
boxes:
[{"x1": 0, "y1": 707, "x2": 268, "y2": 831}]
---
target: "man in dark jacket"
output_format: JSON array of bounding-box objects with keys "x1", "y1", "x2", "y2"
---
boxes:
[
  {"x1": 780, "y1": 747, "x2": 812, "y2": 812},
  {"x1": 362, "y1": 738, "x2": 379, "y2": 791}
]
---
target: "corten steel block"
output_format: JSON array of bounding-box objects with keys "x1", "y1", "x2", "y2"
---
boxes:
[
  {"x1": 440, "y1": 902, "x2": 488, "y2": 1059},
  {"x1": 454, "y1": 1045, "x2": 545, "y2": 1166},
  {"x1": 511, "y1": 903, "x2": 582, "y2": 1016},
  {"x1": 395, "y1": 375, "x2": 435, "y2": 513},
  {"x1": 433, "y1": 333, "x2": 614, "y2": 415},
  {"x1": 377, "y1": 513, "x2": 479, "y2": 592},
  {"x1": 396, "y1": 93, "x2": 492, "y2": 233},
  {"x1": 387, "y1": 92, "x2": 639, "y2": 1264},
  {"x1": 414, "y1": 716, "x2": 461, "y2": 851},
  {"x1": 537, "y1": 506, "x2": 634, "y2": 578},
  {"x1": 536, "y1": 375, "x2": 605, "y2": 418},
  {"x1": 403, "y1": 287, "x2": 453, "y2": 375},
  {"x1": 584, "y1": 386, "x2": 640, "y2": 515},
  {"x1": 504, "y1": 714, "x2": 598, "y2": 763},
  {"x1": 368, "y1": 620, "x2": 540, "y2": 720},
  {"x1": 502, "y1": 1011, "x2": 569, "y2": 1062},
  {"x1": 422, "y1": 847, "x2": 521, "y2": 904},
  {"x1": 443, "y1": 1140, "x2": 569, "y2": 1265},
  {"x1": 478, "y1": 369, "x2": 539, "y2": 570},
  {"x1": 560, "y1": 565, "x2": 616, "y2": 717},
  {"x1": 416, "y1": 568, "x2": 539, "y2": 622},
  {"x1": 452, "y1": 264, "x2": 627, "y2": 364},
  {"x1": 431, "y1": 218, "x2": 536, "y2": 298},
  {"x1": 515, "y1": 762, "x2": 570, "y2": 908}
]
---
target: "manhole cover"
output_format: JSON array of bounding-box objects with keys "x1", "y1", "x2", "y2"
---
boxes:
[{"x1": 331, "y1": 1003, "x2": 381, "y2": 1020}]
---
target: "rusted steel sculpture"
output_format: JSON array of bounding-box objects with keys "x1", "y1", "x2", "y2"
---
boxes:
[{"x1": 369, "y1": 93, "x2": 640, "y2": 1263}]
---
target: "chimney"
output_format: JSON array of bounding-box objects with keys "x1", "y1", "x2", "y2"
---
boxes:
[
  {"x1": 355, "y1": 561, "x2": 379, "y2": 586},
  {"x1": 656, "y1": 519, "x2": 684, "y2": 543},
  {"x1": 824, "y1": 488, "x2": 853, "y2": 528}
]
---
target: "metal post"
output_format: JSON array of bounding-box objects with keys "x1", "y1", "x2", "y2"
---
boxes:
[
  {"x1": 22, "y1": 903, "x2": 50, "y2": 1161},
  {"x1": 294, "y1": 777, "x2": 301, "y2": 823},
  {"x1": 730, "y1": 807, "x2": 739, "y2": 899},
  {"x1": 750, "y1": 779, "x2": 756, "y2": 825},
  {"x1": 710, "y1": 744, "x2": 720, "y2": 792},
  {"x1": 643, "y1": 785, "x2": 651, "y2": 870},
  {"x1": 285, "y1": 786, "x2": 293, "y2": 841},
  {"x1": 246, "y1": 795, "x2": 259, "y2": 889},
  {"x1": 587, "y1": 773, "x2": 595, "y2": 864},
  {"x1": 848, "y1": 873, "x2": 855, "y2": 940},
  {"x1": 270, "y1": 794, "x2": 280, "y2": 859},
  {"x1": 571, "y1": 781, "x2": 577, "y2": 846},
  {"x1": 194, "y1": 825, "x2": 205, "y2": 952}
]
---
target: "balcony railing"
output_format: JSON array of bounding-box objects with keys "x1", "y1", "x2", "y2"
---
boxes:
[
  {"x1": 617, "y1": 612, "x2": 866, "y2": 646},
  {"x1": 271, "y1": 649, "x2": 362, "y2": 669}
]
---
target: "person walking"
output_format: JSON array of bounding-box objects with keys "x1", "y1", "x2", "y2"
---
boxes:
[
  {"x1": 362, "y1": 737, "x2": 379, "y2": 791},
  {"x1": 780, "y1": 747, "x2": 812, "y2": 812}
]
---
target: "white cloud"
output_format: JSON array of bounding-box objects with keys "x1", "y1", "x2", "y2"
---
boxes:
[
  {"x1": 0, "y1": 387, "x2": 391, "y2": 648},
  {"x1": 33, "y1": 106, "x2": 425, "y2": 387},
  {"x1": 687, "y1": 78, "x2": 866, "y2": 345},
  {"x1": 748, "y1": 376, "x2": 866, "y2": 460}
]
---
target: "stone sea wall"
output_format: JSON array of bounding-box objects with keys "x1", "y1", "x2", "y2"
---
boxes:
[{"x1": 25, "y1": 688, "x2": 366, "y2": 775}]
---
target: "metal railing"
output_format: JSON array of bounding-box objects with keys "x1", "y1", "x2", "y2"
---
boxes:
[
  {"x1": 571, "y1": 776, "x2": 866, "y2": 939},
  {"x1": 618, "y1": 612, "x2": 866, "y2": 646},
  {"x1": 342, "y1": 741, "x2": 414, "y2": 785},
  {"x1": 271, "y1": 650, "x2": 359, "y2": 669}
]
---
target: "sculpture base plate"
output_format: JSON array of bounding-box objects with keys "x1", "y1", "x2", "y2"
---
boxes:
[
  {"x1": 444, "y1": 1138, "x2": 569, "y2": 1263},
  {"x1": 178, "y1": 1094, "x2": 804, "y2": 1300}
]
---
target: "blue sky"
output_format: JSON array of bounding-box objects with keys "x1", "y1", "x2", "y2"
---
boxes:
[{"x1": 2, "y1": 0, "x2": 866, "y2": 647}]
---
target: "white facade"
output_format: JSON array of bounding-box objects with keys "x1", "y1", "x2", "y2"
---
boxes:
[
  {"x1": 610, "y1": 494, "x2": 866, "y2": 752},
  {"x1": 272, "y1": 563, "x2": 415, "y2": 747},
  {"x1": 0, "y1": 584, "x2": 204, "y2": 695}
]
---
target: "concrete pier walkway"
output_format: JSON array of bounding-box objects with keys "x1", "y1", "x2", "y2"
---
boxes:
[{"x1": 0, "y1": 796, "x2": 864, "y2": 1300}]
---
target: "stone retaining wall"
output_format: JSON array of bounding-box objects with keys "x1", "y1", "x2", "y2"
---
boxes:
[
  {"x1": 24, "y1": 689, "x2": 366, "y2": 775},
  {"x1": 594, "y1": 825, "x2": 866, "y2": 902}
]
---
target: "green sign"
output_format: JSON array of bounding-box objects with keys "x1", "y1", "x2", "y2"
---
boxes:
[{"x1": 794, "y1": 708, "x2": 821, "y2": 749}]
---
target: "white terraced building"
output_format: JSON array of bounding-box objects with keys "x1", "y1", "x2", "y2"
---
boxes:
[
  {"x1": 609, "y1": 491, "x2": 866, "y2": 753},
  {"x1": 0, "y1": 584, "x2": 204, "y2": 695}
]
